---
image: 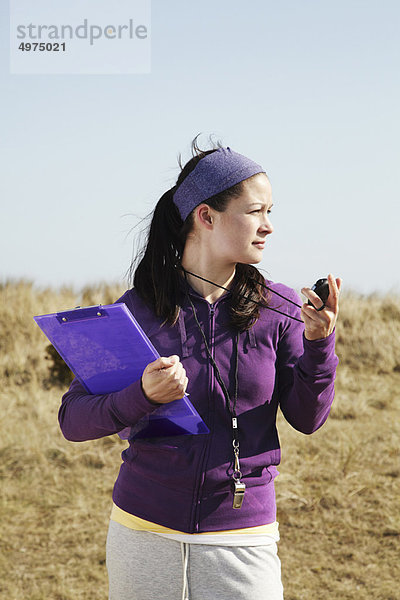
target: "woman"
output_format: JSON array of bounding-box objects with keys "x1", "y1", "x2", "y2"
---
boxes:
[{"x1": 59, "y1": 137, "x2": 341, "y2": 600}]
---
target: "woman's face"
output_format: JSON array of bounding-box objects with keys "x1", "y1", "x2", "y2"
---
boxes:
[{"x1": 208, "y1": 173, "x2": 274, "y2": 266}]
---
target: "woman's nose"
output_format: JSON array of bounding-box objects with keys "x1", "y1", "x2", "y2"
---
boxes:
[{"x1": 260, "y1": 216, "x2": 274, "y2": 235}]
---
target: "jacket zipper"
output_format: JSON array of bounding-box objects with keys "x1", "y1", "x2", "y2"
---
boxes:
[{"x1": 192, "y1": 302, "x2": 216, "y2": 532}]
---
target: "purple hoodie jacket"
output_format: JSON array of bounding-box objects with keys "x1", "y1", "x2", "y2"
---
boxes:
[{"x1": 58, "y1": 278, "x2": 338, "y2": 533}]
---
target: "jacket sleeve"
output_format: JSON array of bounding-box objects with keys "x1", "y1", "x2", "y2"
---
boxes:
[
  {"x1": 58, "y1": 376, "x2": 161, "y2": 442},
  {"x1": 58, "y1": 290, "x2": 161, "y2": 442},
  {"x1": 276, "y1": 289, "x2": 339, "y2": 434}
]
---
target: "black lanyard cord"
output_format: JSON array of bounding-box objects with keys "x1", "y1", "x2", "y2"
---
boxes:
[
  {"x1": 184, "y1": 279, "x2": 240, "y2": 428},
  {"x1": 180, "y1": 267, "x2": 304, "y2": 323},
  {"x1": 182, "y1": 271, "x2": 240, "y2": 436},
  {"x1": 181, "y1": 270, "x2": 250, "y2": 508},
  {"x1": 233, "y1": 328, "x2": 239, "y2": 417},
  {"x1": 248, "y1": 277, "x2": 302, "y2": 309}
]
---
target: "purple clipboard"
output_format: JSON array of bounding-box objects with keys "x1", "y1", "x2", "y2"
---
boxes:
[{"x1": 33, "y1": 303, "x2": 209, "y2": 440}]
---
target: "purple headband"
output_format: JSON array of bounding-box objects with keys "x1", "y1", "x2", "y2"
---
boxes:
[{"x1": 172, "y1": 146, "x2": 266, "y2": 221}]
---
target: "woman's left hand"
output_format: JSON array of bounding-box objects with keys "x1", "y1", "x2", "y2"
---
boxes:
[{"x1": 300, "y1": 273, "x2": 342, "y2": 341}]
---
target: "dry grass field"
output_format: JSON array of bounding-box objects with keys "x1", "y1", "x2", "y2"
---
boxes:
[{"x1": 0, "y1": 280, "x2": 399, "y2": 599}]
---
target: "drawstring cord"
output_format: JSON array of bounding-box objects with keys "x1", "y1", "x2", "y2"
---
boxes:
[{"x1": 181, "y1": 542, "x2": 190, "y2": 600}]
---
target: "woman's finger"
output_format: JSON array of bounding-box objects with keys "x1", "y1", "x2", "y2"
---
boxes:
[
  {"x1": 301, "y1": 304, "x2": 324, "y2": 324},
  {"x1": 145, "y1": 355, "x2": 178, "y2": 374},
  {"x1": 301, "y1": 286, "x2": 325, "y2": 310},
  {"x1": 171, "y1": 361, "x2": 184, "y2": 383},
  {"x1": 325, "y1": 274, "x2": 341, "y2": 312},
  {"x1": 180, "y1": 376, "x2": 189, "y2": 395}
]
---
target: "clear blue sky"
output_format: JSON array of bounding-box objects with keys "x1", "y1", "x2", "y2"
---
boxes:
[{"x1": 1, "y1": 0, "x2": 399, "y2": 296}]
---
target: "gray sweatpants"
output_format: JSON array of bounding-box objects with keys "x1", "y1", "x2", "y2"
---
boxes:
[{"x1": 106, "y1": 520, "x2": 284, "y2": 600}]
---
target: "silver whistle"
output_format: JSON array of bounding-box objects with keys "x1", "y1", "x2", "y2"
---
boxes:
[{"x1": 233, "y1": 480, "x2": 246, "y2": 509}]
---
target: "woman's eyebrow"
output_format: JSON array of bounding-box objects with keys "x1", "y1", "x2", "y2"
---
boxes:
[{"x1": 248, "y1": 202, "x2": 274, "y2": 209}]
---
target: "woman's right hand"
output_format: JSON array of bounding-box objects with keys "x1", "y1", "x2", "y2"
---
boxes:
[{"x1": 141, "y1": 355, "x2": 188, "y2": 405}]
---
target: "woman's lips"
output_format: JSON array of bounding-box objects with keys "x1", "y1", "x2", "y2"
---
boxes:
[{"x1": 253, "y1": 242, "x2": 265, "y2": 248}]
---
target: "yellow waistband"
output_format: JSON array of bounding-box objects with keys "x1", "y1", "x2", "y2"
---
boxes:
[{"x1": 111, "y1": 503, "x2": 279, "y2": 536}]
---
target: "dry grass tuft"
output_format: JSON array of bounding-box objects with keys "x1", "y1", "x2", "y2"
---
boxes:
[{"x1": 0, "y1": 282, "x2": 399, "y2": 599}]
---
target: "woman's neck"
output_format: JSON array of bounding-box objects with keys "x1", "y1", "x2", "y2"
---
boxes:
[{"x1": 181, "y1": 253, "x2": 236, "y2": 304}]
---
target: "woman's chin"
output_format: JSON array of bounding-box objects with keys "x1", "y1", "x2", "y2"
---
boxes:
[{"x1": 239, "y1": 256, "x2": 263, "y2": 266}]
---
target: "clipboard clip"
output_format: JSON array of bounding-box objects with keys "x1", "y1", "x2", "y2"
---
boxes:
[{"x1": 56, "y1": 305, "x2": 108, "y2": 324}]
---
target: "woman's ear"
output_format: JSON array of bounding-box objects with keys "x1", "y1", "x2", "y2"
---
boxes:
[{"x1": 196, "y1": 204, "x2": 214, "y2": 229}]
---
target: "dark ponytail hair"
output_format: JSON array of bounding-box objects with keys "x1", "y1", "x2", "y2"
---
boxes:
[{"x1": 130, "y1": 135, "x2": 271, "y2": 331}]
